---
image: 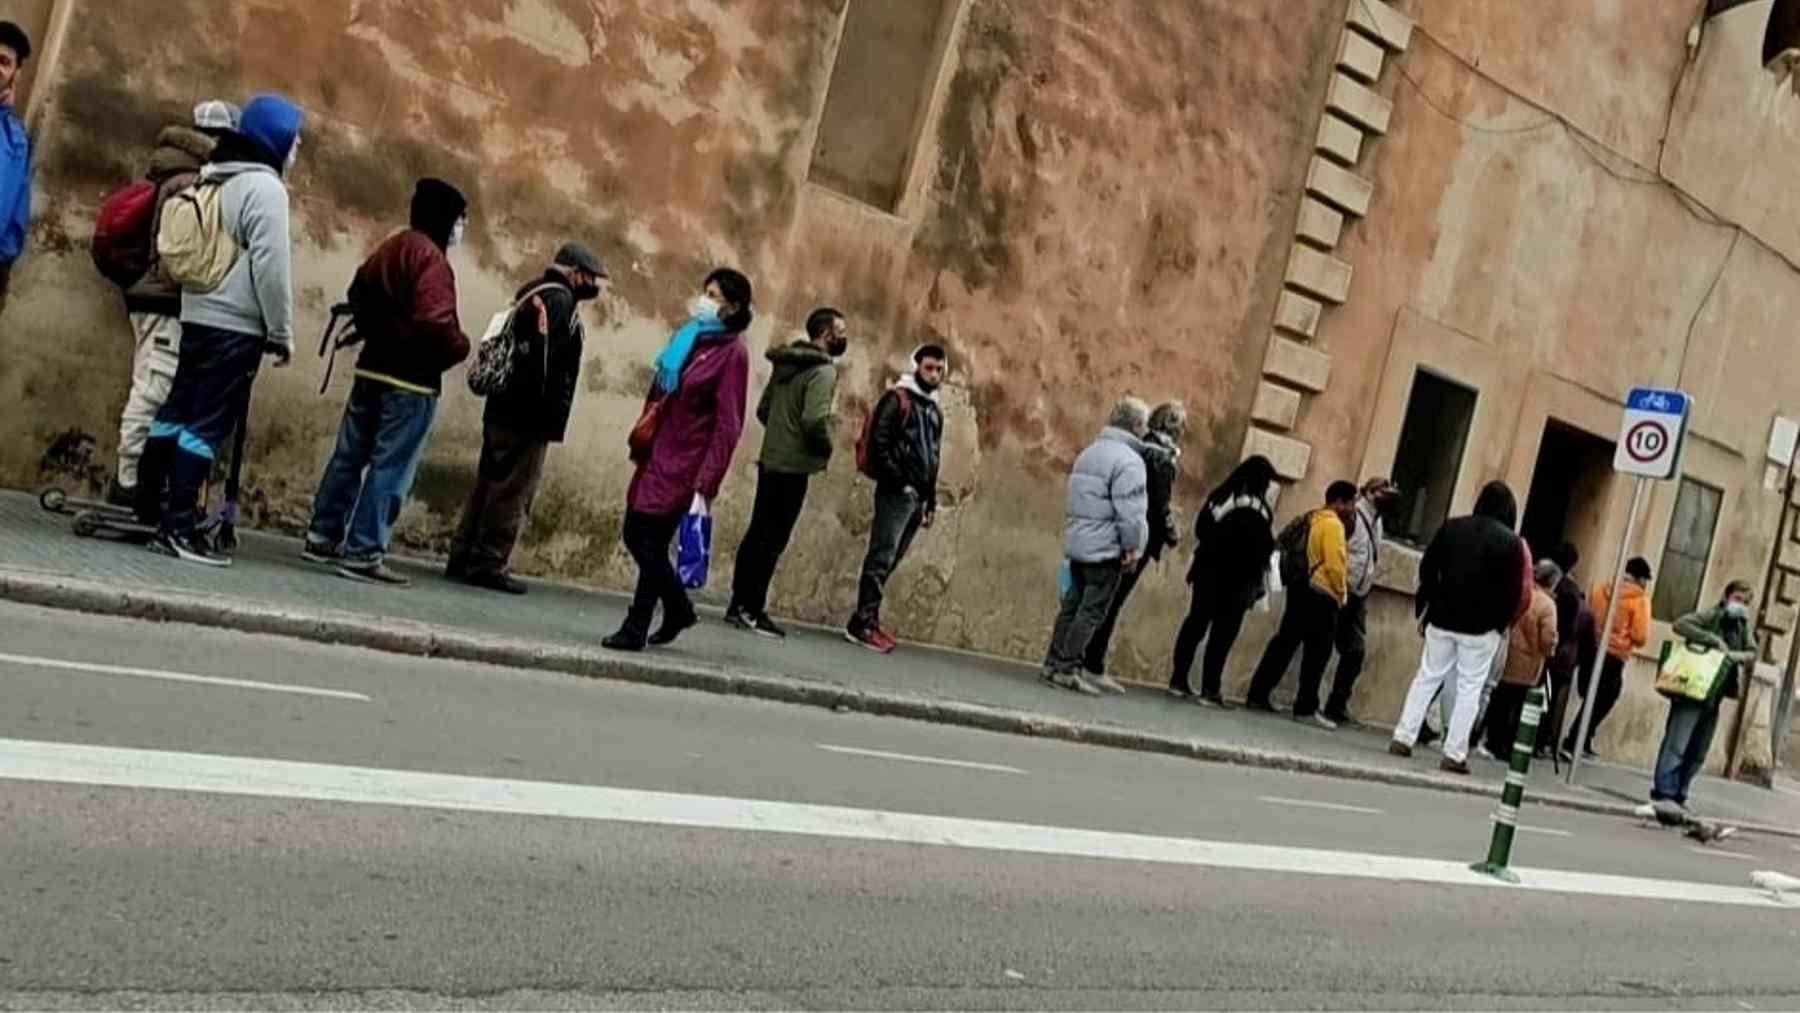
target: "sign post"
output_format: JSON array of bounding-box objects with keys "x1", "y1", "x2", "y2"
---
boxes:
[{"x1": 1566, "y1": 388, "x2": 1690, "y2": 786}]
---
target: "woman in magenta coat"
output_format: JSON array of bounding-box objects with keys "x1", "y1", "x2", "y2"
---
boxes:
[{"x1": 604, "y1": 268, "x2": 754, "y2": 651}]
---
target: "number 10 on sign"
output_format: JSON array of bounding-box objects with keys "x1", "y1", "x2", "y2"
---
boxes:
[{"x1": 1613, "y1": 388, "x2": 1690, "y2": 480}]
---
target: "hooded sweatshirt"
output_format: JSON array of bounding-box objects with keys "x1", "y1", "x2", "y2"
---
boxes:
[
  {"x1": 181, "y1": 95, "x2": 302, "y2": 352},
  {"x1": 349, "y1": 179, "x2": 470, "y2": 395},
  {"x1": 756, "y1": 339, "x2": 837, "y2": 474},
  {"x1": 124, "y1": 125, "x2": 217, "y2": 315},
  {"x1": 0, "y1": 100, "x2": 31, "y2": 271},
  {"x1": 1415, "y1": 483, "x2": 1526, "y2": 636}
]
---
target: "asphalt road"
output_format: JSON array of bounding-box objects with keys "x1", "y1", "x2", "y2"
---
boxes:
[{"x1": 4, "y1": 602, "x2": 1800, "y2": 1010}]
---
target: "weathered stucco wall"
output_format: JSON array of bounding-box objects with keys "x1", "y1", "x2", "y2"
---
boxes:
[{"x1": 1, "y1": 1, "x2": 1344, "y2": 669}]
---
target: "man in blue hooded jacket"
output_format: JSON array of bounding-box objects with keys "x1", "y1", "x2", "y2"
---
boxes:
[
  {"x1": 0, "y1": 21, "x2": 34, "y2": 319},
  {"x1": 137, "y1": 92, "x2": 305, "y2": 567}
]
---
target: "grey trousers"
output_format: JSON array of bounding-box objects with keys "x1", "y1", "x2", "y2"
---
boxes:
[{"x1": 1044, "y1": 558, "x2": 1124, "y2": 676}]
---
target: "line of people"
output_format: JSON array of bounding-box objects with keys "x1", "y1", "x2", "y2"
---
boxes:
[
  {"x1": 41, "y1": 56, "x2": 1766, "y2": 812},
  {"x1": 78, "y1": 83, "x2": 955, "y2": 655}
]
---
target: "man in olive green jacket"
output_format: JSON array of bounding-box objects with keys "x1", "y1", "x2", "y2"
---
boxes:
[{"x1": 725, "y1": 307, "x2": 848, "y2": 638}]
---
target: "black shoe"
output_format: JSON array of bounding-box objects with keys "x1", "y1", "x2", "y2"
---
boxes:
[
  {"x1": 649, "y1": 608, "x2": 698, "y2": 646},
  {"x1": 467, "y1": 570, "x2": 528, "y2": 595},
  {"x1": 336, "y1": 561, "x2": 412, "y2": 587},
  {"x1": 1418, "y1": 724, "x2": 1442, "y2": 748},
  {"x1": 1322, "y1": 710, "x2": 1352, "y2": 727},
  {"x1": 603, "y1": 630, "x2": 647, "y2": 652},
  {"x1": 445, "y1": 557, "x2": 469, "y2": 581},
  {"x1": 1195, "y1": 692, "x2": 1235, "y2": 711},
  {"x1": 301, "y1": 539, "x2": 343, "y2": 565},
  {"x1": 725, "y1": 604, "x2": 784, "y2": 639},
  {"x1": 1244, "y1": 697, "x2": 1277, "y2": 714},
  {"x1": 746, "y1": 610, "x2": 787, "y2": 640},
  {"x1": 148, "y1": 530, "x2": 231, "y2": 568}
]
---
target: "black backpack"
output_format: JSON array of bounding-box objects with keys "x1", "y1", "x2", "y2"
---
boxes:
[{"x1": 1277, "y1": 512, "x2": 1315, "y2": 591}]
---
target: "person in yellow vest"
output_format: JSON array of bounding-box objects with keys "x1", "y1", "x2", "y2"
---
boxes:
[{"x1": 1246, "y1": 480, "x2": 1357, "y2": 725}]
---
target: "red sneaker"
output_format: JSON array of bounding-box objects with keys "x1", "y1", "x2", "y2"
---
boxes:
[
  {"x1": 845, "y1": 626, "x2": 895, "y2": 654},
  {"x1": 875, "y1": 628, "x2": 900, "y2": 651}
]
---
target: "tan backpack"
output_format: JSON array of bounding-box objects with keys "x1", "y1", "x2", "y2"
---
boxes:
[{"x1": 155, "y1": 178, "x2": 238, "y2": 293}]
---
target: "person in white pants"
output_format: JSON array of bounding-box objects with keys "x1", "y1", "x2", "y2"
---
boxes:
[
  {"x1": 1389, "y1": 481, "x2": 1529, "y2": 774},
  {"x1": 109, "y1": 100, "x2": 239, "y2": 506}
]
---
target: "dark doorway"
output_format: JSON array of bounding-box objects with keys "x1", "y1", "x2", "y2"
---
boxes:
[{"x1": 1521, "y1": 420, "x2": 1617, "y2": 569}]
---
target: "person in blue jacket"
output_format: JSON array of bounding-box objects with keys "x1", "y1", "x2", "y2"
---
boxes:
[{"x1": 0, "y1": 21, "x2": 34, "y2": 318}]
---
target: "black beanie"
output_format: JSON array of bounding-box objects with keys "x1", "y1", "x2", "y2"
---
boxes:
[
  {"x1": 0, "y1": 22, "x2": 31, "y2": 63},
  {"x1": 410, "y1": 178, "x2": 467, "y2": 249}
]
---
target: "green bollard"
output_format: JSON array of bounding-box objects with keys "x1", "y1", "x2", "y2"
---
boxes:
[{"x1": 1471, "y1": 685, "x2": 1546, "y2": 884}]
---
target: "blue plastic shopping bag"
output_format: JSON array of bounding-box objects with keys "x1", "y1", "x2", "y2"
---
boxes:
[
  {"x1": 677, "y1": 495, "x2": 713, "y2": 590},
  {"x1": 1058, "y1": 559, "x2": 1073, "y2": 599}
]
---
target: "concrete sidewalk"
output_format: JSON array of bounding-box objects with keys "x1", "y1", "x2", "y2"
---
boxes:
[{"x1": 4, "y1": 488, "x2": 1798, "y2": 835}]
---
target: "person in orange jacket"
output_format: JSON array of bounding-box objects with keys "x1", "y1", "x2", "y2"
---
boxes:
[{"x1": 1560, "y1": 556, "x2": 1653, "y2": 760}]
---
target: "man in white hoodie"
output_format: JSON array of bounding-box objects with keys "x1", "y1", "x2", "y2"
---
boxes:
[
  {"x1": 845, "y1": 344, "x2": 946, "y2": 654},
  {"x1": 137, "y1": 92, "x2": 304, "y2": 567}
]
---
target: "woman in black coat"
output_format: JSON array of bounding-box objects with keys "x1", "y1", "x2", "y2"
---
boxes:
[{"x1": 1170, "y1": 455, "x2": 1277, "y2": 707}]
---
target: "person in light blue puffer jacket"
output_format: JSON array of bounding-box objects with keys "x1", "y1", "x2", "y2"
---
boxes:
[{"x1": 1043, "y1": 397, "x2": 1151, "y2": 696}]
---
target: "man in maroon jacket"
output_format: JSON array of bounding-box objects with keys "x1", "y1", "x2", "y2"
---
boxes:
[{"x1": 302, "y1": 178, "x2": 471, "y2": 586}]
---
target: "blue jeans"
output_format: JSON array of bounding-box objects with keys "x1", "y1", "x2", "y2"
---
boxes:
[
  {"x1": 1651, "y1": 699, "x2": 1721, "y2": 805},
  {"x1": 307, "y1": 378, "x2": 437, "y2": 564}
]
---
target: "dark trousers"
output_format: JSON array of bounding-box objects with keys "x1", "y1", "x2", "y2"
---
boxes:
[
  {"x1": 851, "y1": 484, "x2": 925, "y2": 632},
  {"x1": 450, "y1": 421, "x2": 549, "y2": 578},
  {"x1": 1248, "y1": 586, "x2": 1340, "y2": 716},
  {"x1": 1542, "y1": 665, "x2": 1575, "y2": 754},
  {"x1": 730, "y1": 466, "x2": 810, "y2": 614},
  {"x1": 1082, "y1": 560, "x2": 1144, "y2": 675},
  {"x1": 1324, "y1": 593, "x2": 1369, "y2": 719},
  {"x1": 620, "y1": 509, "x2": 690, "y2": 636},
  {"x1": 1483, "y1": 681, "x2": 1533, "y2": 758},
  {"x1": 1171, "y1": 581, "x2": 1254, "y2": 697},
  {"x1": 1045, "y1": 559, "x2": 1123, "y2": 676},
  {"x1": 139, "y1": 323, "x2": 263, "y2": 536},
  {"x1": 1652, "y1": 699, "x2": 1722, "y2": 804},
  {"x1": 1564, "y1": 654, "x2": 1626, "y2": 752}
]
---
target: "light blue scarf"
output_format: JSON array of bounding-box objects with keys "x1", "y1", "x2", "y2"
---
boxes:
[{"x1": 653, "y1": 316, "x2": 729, "y2": 394}]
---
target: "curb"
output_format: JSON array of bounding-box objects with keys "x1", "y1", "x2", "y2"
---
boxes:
[{"x1": 5, "y1": 569, "x2": 1797, "y2": 840}]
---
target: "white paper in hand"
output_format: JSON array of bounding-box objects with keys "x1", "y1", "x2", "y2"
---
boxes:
[{"x1": 481, "y1": 309, "x2": 512, "y2": 344}]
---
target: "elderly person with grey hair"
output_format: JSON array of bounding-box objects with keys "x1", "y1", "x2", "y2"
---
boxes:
[
  {"x1": 1043, "y1": 396, "x2": 1151, "y2": 696},
  {"x1": 1082, "y1": 401, "x2": 1186, "y2": 686}
]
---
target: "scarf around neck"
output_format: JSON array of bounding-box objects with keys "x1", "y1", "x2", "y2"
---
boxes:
[{"x1": 653, "y1": 315, "x2": 729, "y2": 394}]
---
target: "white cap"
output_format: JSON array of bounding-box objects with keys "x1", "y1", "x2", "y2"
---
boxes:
[{"x1": 193, "y1": 100, "x2": 241, "y2": 132}]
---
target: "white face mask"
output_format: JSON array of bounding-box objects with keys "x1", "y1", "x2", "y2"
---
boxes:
[
  {"x1": 1725, "y1": 601, "x2": 1750, "y2": 620},
  {"x1": 690, "y1": 294, "x2": 721, "y2": 323},
  {"x1": 448, "y1": 218, "x2": 466, "y2": 249}
]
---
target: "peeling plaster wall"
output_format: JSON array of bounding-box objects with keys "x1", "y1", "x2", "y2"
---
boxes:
[{"x1": 1, "y1": 1, "x2": 1344, "y2": 669}]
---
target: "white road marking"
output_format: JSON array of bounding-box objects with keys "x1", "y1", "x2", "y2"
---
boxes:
[
  {"x1": 0, "y1": 651, "x2": 370, "y2": 702},
  {"x1": 1513, "y1": 826, "x2": 1574, "y2": 838},
  {"x1": 816, "y1": 743, "x2": 1026, "y2": 774},
  {"x1": 0, "y1": 737, "x2": 1785, "y2": 910},
  {"x1": 1688, "y1": 846, "x2": 1756, "y2": 861},
  {"x1": 1257, "y1": 796, "x2": 1382, "y2": 815}
]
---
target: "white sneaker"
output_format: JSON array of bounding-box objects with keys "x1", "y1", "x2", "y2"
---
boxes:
[
  {"x1": 1303, "y1": 713, "x2": 1339, "y2": 730},
  {"x1": 1633, "y1": 802, "x2": 1657, "y2": 820},
  {"x1": 1474, "y1": 745, "x2": 1500, "y2": 762},
  {"x1": 1089, "y1": 673, "x2": 1128, "y2": 696}
]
